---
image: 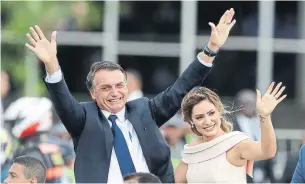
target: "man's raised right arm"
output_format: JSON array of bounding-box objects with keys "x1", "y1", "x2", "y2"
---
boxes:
[
  {"x1": 25, "y1": 25, "x2": 85, "y2": 136},
  {"x1": 44, "y1": 68, "x2": 85, "y2": 136}
]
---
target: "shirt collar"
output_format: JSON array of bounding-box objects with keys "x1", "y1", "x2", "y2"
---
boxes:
[{"x1": 101, "y1": 107, "x2": 126, "y2": 123}]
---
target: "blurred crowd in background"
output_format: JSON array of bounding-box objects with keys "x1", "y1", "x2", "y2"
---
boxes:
[{"x1": 1, "y1": 1, "x2": 305, "y2": 183}]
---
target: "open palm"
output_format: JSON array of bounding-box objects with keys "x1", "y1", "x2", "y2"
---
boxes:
[
  {"x1": 208, "y1": 8, "x2": 236, "y2": 49},
  {"x1": 256, "y1": 82, "x2": 287, "y2": 117},
  {"x1": 25, "y1": 25, "x2": 57, "y2": 64}
]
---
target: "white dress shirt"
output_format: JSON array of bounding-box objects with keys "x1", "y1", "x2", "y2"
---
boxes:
[
  {"x1": 44, "y1": 53, "x2": 212, "y2": 183},
  {"x1": 101, "y1": 108, "x2": 149, "y2": 183},
  {"x1": 236, "y1": 114, "x2": 261, "y2": 141}
]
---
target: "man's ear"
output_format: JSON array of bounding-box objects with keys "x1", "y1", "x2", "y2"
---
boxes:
[{"x1": 30, "y1": 177, "x2": 38, "y2": 183}]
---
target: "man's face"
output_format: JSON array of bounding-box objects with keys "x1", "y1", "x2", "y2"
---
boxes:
[
  {"x1": 163, "y1": 126, "x2": 184, "y2": 146},
  {"x1": 4, "y1": 163, "x2": 35, "y2": 184},
  {"x1": 241, "y1": 100, "x2": 256, "y2": 117},
  {"x1": 90, "y1": 70, "x2": 128, "y2": 113}
]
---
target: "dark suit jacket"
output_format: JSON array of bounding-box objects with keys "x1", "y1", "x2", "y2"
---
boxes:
[
  {"x1": 291, "y1": 145, "x2": 305, "y2": 183},
  {"x1": 282, "y1": 151, "x2": 299, "y2": 183},
  {"x1": 44, "y1": 59, "x2": 212, "y2": 183}
]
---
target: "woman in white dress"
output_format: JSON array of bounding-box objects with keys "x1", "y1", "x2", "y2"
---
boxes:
[{"x1": 175, "y1": 82, "x2": 286, "y2": 183}]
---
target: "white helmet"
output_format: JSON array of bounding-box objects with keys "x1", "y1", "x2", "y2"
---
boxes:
[{"x1": 3, "y1": 97, "x2": 53, "y2": 139}]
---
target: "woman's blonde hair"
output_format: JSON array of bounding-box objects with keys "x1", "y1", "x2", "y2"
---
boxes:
[{"x1": 181, "y1": 86, "x2": 232, "y2": 136}]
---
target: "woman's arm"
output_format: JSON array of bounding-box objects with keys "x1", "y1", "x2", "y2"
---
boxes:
[
  {"x1": 237, "y1": 115, "x2": 276, "y2": 161},
  {"x1": 174, "y1": 161, "x2": 188, "y2": 183},
  {"x1": 237, "y1": 82, "x2": 286, "y2": 161}
]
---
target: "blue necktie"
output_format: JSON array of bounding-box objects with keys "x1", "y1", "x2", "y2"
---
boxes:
[{"x1": 108, "y1": 115, "x2": 136, "y2": 176}]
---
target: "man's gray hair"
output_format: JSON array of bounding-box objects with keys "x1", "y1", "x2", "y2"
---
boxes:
[
  {"x1": 86, "y1": 61, "x2": 126, "y2": 91},
  {"x1": 13, "y1": 155, "x2": 46, "y2": 183},
  {"x1": 236, "y1": 89, "x2": 256, "y2": 105}
]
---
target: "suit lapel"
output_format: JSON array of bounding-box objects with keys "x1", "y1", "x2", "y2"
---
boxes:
[
  {"x1": 95, "y1": 102, "x2": 152, "y2": 169},
  {"x1": 96, "y1": 103, "x2": 113, "y2": 159},
  {"x1": 125, "y1": 105, "x2": 152, "y2": 171}
]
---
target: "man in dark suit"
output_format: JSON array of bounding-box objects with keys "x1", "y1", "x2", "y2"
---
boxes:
[{"x1": 24, "y1": 8, "x2": 236, "y2": 183}]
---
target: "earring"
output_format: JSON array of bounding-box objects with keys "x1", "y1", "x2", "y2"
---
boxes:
[{"x1": 191, "y1": 124, "x2": 195, "y2": 128}]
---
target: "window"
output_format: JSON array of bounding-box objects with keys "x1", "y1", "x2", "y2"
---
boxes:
[
  {"x1": 195, "y1": 50, "x2": 257, "y2": 97},
  {"x1": 49, "y1": 46, "x2": 103, "y2": 95},
  {"x1": 119, "y1": 1, "x2": 181, "y2": 42},
  {"x1": 274, "y1": 1, "x2": 299, "y2": 39},
  {"x1": 272, "y1": 53, "x2": 296, "y2": 99},
  {"x1": 118, "y1": 55, "x2": 179, "y2": 96},
  {"x1": 197, "y1": 1, "x2": 258, "y2": 36}
]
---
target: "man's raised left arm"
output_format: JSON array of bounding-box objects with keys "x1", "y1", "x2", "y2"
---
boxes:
[{"x1": 150, "y1": 8, "x2": 236, "y2": 127}]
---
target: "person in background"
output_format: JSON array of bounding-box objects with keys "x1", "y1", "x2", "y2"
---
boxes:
[
  {"x1": 4, "y1": 155, "x2": 46, "y2": 184},
  {"x1": 50, "y1": 123, "x2": 74, "y2": 147},
  {"x1": 57, "y1": 143, "x2": 75, "y2": 183},
  {"x1": 1, "y1": 71, "x2": 12, "y2": 132},
  {"x1": 126, "y1": 69, "x2": 143, "y2": 102},
  {"x1": 161, "y1": 113, "x2": 185, "y2": 170},
  {"x1": 0, "y1": 72, "x2": 14, "y2": 182},
  {"x1": 123, "y1": 172, "x2": 161, "y2": 183},
  {"x1": 234, "y1": 89, "x2": 274, "y2": 183},
  {"x1": 49, "y1": 123, "x2": 76, "y2": 183},
  {"x1": 235, "y1": 89, "x2": 261, "y2": 141},
  {"x1": 1, "y1": 71, "x2": 11, "y2": 112},
  {"x1": 4, "y1": 97, "x2": 65, "y2": 183}
]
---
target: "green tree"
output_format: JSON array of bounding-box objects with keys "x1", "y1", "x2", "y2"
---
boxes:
[{"x1": 1, "y1": 1, "x2": 103, "y2": 96}]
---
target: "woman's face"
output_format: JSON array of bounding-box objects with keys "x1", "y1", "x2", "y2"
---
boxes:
[{"x1": 191, "y1": 99, "x2": 224, "y2": 140}]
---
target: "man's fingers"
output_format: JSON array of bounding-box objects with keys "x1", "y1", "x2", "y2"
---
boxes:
[
  {"x1": 34, "y1": 25, "x2": 45, "y2": 39},
  {"x1": 26, "y1": 33, "x2": 36, "y2": 47},
  {"x1": 219, "y1": 10, "x2": 229, "y2": 24},
  {"x1": 25, "y1": 43, "x2": 35, "y2": 52},
  {"x1": 225, "y1": 8, "x2": 235, "y2": 24},
  {"x1": 51, "y1": 31, "x2": 57, "y2": 43},
  {"x1": 229, "y1": 19, "x2": 236, "y2": 30},
  {"x1": 30, "y1": 27, "x2": 40, "y2": 42}
]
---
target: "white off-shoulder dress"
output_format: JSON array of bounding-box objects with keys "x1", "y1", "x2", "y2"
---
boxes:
[{"x1": 182, "y1": 131, "x2": 254, "y2": 183}]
